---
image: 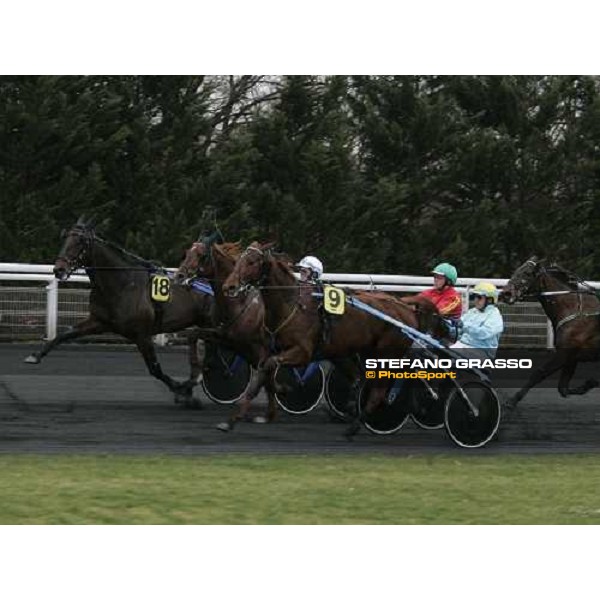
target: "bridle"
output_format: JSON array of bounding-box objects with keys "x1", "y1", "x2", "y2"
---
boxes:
[
  {"x1": 224, "y1": 246, "x2": 268, "y2": 298},
  {"x1": 56, "y1": 226, "x2": 94, "y2": 278},
  {"x1": 179, "y1": 241, "x2": 209, "y2": 283}
]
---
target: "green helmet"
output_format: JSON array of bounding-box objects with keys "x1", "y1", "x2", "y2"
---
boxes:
[{"x1": 432, "y1": 262, "x2": 458, "y2": 285}]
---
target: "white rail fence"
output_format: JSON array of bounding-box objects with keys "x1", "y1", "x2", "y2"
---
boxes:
[{"x1": 2, "y1": 263, "x2": 599, "y2": 348}]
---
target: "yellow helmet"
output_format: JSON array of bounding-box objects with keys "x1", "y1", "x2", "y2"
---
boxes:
[{"x1": 471, "y1": 282, "x2": 499, "y2": 303}]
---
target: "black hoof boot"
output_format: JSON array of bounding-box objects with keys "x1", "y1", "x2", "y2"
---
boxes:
[{"x1": 344, "y1": 421, "x2": 361, "y2": 441}]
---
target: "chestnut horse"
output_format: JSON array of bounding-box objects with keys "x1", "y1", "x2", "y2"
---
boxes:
[
  {"x1": 222, "y1": 241, "x2": 441, "y2": 438},
  {"x1": 25, "y1": 217, "x2": 217, "y2": 404},
  {"x1": 176, "y1": 235, "x2": 279, "y2": 426},
  {"x1": 501, "y1": 256, "x2": 600, "y2": 407}
]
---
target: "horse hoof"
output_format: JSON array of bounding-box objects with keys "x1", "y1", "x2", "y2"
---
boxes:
[
  {"x1": 252, "y1": 416, "x2": 268, "y2": 424},
  {"x1": 216, "y1": 422, "x2": 232, "y2": 432},
  {"x1": 184, "y1": 398, "x2": 203, "y2": 410},
  {"x1": 24, "y1": 354, "x2": 40, "y2": 365},
  {"x1": 344, "y1": 426, "x2": 359, "y2": 441},
  {"x1": 503, "y1": 399, "x2": 517, "y2": 411}
]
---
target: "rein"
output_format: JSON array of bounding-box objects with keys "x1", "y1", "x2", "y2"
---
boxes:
[
  {"x1": 192, "y1": 242, "x2": 256, "y2": 335},
  {"x1": 60, "y1": 227, "x2": 167, "y2": 276}
]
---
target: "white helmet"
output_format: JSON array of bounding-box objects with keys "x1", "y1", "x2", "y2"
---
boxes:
[{"x1": 296, "y1": 255, "x2": 324, "y2": 279}]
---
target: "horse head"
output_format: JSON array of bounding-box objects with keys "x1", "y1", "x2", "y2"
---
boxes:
[
  {"x1": 53, "y1": 216, "x2": 96, "y2": 281},
  {"x1": 222, "y1": 241, "x2": 276, "y2": 297},
  {"x1": 500, "y1": 256, "x2": 545, "y2": 304},
  {"x1": 175, "y1": 231, "x2": 227, "y2": 283},
  {"x1": 176, "y1": 241, "x2": 209, "y2": 283}
]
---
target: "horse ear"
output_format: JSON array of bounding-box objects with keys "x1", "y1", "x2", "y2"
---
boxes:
[
  {"x1": 86, "y1": 216, "x2": 97, "y2": 228},
  {"x1": 261, "y1": 241, "x2": 277, "y2": 252},
  {"x1": 76, "y1": 215, "x2": 86, "y2": 225}
]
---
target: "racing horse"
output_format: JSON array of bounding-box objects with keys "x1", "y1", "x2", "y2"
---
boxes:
[
  {"x1": 500, "y1": 256, "x2": 600, "y2": 407},
  {"x1": 176, "y1": 234, "x2": 280, "y2": 426},
  {"x1": 24, "y1": 216, "x2": 217, "y2": 404},
  {"x1": 221, "y1": 241, "x2": 442, "y2": 438}
]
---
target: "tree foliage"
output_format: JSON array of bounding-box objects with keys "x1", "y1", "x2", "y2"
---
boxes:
[{"x1": 1, "y1": 75, "x2": 599, "y2": 278}]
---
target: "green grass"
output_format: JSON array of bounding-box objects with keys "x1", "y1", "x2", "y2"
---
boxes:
[{"x1": 0, "y1": 454, "x2": 599, "y2": 524}]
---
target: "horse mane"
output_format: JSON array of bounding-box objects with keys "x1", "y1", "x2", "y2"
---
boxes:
[
  {"x1": 213, "y1": 241, "x2": 242, "y2": 260},
  {"x1": 71, "y1": 221, "x2": 163, "y2": 271},
  {"x1": 268, "y1": 251, "x2": 296, "y2": 279},
  {"x1": 545, "y1": 263, "x2": 585, "y2": 289}
]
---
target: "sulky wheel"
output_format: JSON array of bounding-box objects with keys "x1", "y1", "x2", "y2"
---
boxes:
[
  {"x1": 358, "y1": 381, "x2": 410, "y2": 435},
  {"x1": 444, "y1": 380, "x2": 501, "y2": 449},
  {"x1": 274, "y1": 362, "x2": 325, "y2": 415},
  {"x1": 410, "y1": 378, "x2": 448, "y2": 430},
  {"x1": 201, "y1": 342, "x2": 253, "y2": 405},
  {"x1": 324, "y1": 365, "x2": 359, "y2": 420}
]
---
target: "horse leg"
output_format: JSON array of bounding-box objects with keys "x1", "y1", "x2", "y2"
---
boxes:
[
  {"x1": 216, "y1": 365, "x2": 269, "y2": 432},
  {"x1": 24, "y1": 317, "x2": 107, "y2": 364},
  {"x1": 187, "y1": 332, "x2": 204, "y2": 384},
  {"x1": 135, "y1": 336, "x2": 192, "y2": 398},
  {"x1": 559, "y1": 360, "x2": 599, "y2": 396},
  {"x1": 217, "y1": 347, "x2": 310, "y2": 432},
  {"x1": 173, "y1": 332, "x2": 203, "y2": 408},
  {"x1": 344, "y1": 385, "x2": 386, "y2": 440},
  {"x1": 505, "y1": 351, "x2": 567, "y2": 409},
  {"x1": 263, "y1": 372, "x2": 278, "y2": 424},
  {"x1": 330, "y1": 356, "x2": 361, "y2": 417}
]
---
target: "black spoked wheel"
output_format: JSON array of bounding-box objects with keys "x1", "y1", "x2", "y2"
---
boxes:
[
  {"x1": 410, "y1": 379, "x2": 447, "y2": 430},
  {"x1": 201, "y1": 343, "x2": 253, "y2": 405},
  {"x1": 274, "y1": 363, "x2": 325, "y2": 415},
  {"x1": 358, "y1": 382, "x2": 410, "y2": 435},
  {"x1": 444, "y1": 381, "x2": 501, "y2": 448},
  {"x1": 324, "y1": 366, "x2": 359, "y2": 420}
]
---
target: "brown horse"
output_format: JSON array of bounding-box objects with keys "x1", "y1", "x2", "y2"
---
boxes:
[
  {"x1": 500, "y1": 256, "x2": 600, "y2": 407},
  {"x1": 222, "y1": 241, "x2": 441, "y2": 438},
  {"x1": 176, "y1": 235, "x2": 279, "y2": 426},
  {"x1": 25, "y1": 217, "x2": 216, "y2": 404}
]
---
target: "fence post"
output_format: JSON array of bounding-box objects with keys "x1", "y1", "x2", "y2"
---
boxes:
[
  {"x1": 462, "y1": 286, "x2": 470, "y2": 314},
  {"x1": 546, "y1": 319, "x2": 554, "y2": 349},
  {"x1": 154, "y1": 334, "x2": 168, "y2": 346},
  {"x1": 46, "y1": 279, "x2": 58, "y2": 340}
]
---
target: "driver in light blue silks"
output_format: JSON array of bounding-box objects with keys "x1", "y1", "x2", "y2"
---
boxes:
[{"x1": 450, "y1": 282, "x2": 504, "y2": 358}]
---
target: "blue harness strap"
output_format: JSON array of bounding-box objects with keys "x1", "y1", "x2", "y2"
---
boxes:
[{"x1": 189, "y1": 277, "x2": 215, "y2": 297}]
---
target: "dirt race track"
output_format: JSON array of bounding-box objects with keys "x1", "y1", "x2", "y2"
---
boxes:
[{"x1": 1, "y1": 343, "x2": 600, "y2": 455}]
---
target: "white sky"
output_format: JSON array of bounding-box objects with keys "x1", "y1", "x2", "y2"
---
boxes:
[{"x1": 3, "y1": 0, "x2": 600, "y2": 74}]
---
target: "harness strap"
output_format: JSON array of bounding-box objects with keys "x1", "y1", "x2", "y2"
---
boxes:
[
  {"x1": 556, "y1": 311, "x2": 600, "y2": 331},
  {"x1": 219, "y1": 291, "x2": 257, "y2": 333},
  {"x1": 263, "y1": 303, "x2": 299, "y2": 337}
]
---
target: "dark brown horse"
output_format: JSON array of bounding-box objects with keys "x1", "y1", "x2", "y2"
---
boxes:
[
  {"x1": 500, "y1": 256, "x2": 600, "y2": 407},
  {"x1": 176, "y1": 236, "x2": 279, "y2": 426},
  {"x1": 24, "y1": 217, "x2": 217, "y2": 404},
  {"x1": 222, "y1": 241, "x2": 441, "y2": 438}
]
